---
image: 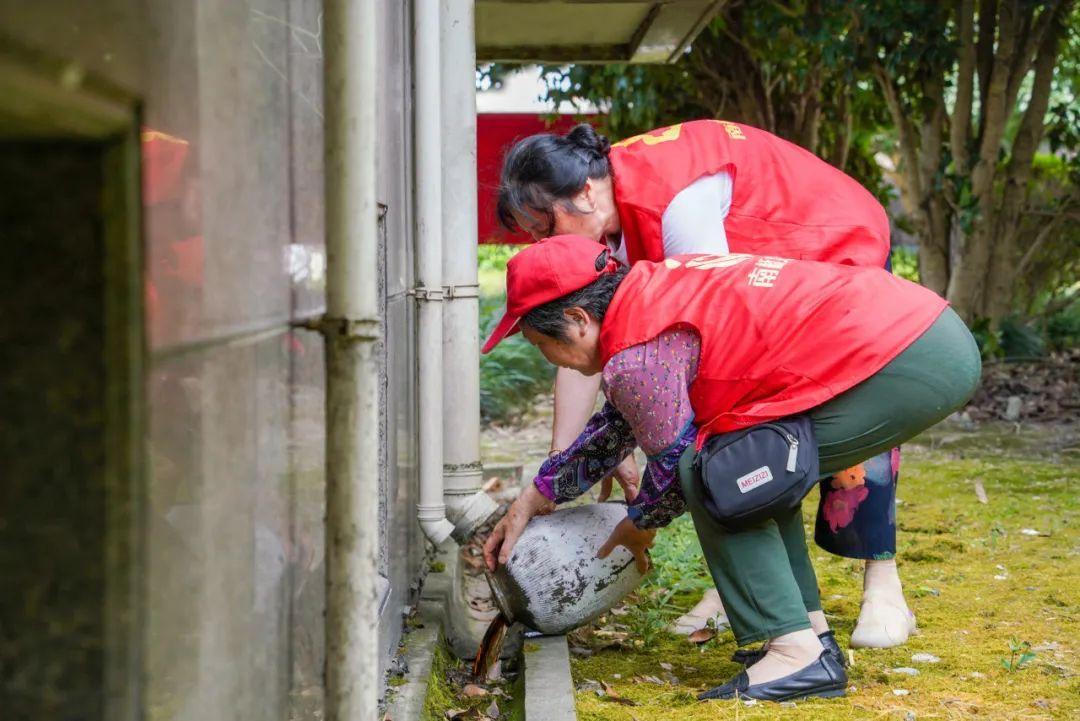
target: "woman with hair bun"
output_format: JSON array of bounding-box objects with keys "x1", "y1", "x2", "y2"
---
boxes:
[{"x1": 494, "y1": 120, "x2": 913, "y2": 649}]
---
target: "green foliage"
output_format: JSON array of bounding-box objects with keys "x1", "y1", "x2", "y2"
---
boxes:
[
  {"x1": 478, "y1": 244, "x2": 522, "y2": 272},
  {"x1": 1045, "y1": 5, "x2": 1080, "y2": 189},
  {"x1": 971, "y1": 316, "x2": 1049, "y2": 361},
  {"x1": 1001, "y1": 638, "x2": 1037, "y2": 672},
  {"x1": 1044, "y1": 295, "x2": 1080, "y2": 350},
  {"x1": 1010, "y1": 154, "x2": 1080, "y2": 327},
  {"x1": 621, "y1": 516, "x2": 712, "y2": 647},
  {"x1": 482, "y1": 0, "x2": 894, "y2": 201},
  {"x1": 479, "y1": 2, "x2": 1080, "y2": 334},
  {"x1": 999, "y1": 318, "x2": 1048, "y2": 359},
  {"x1": 890, "y1": 246, "x2": 919, "y2": 283},
  {"x1": 642, "y1": 515, "x2": 711, "y2": 597},
  {"x1": 479, "y1": 255, "x2": 555, "y2": 425}
]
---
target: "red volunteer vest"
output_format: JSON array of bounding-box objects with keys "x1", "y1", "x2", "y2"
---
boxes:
[
  {"x1": 599, "y1": 254, "x2": 947, "y2": 447},
  {"x1": 608, "y1": 120, "x2": 890, "y2": 267}
]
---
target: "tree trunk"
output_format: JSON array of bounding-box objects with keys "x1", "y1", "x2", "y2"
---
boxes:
[
  {"x1": 983, "y1": 0, "x2": 1069, "y2": 321},
  {"x1": 947, "y1": 0, "x2": 1021, "y2": 321},
  {"x1": 920, "y1": 197, "x2": 952, "y2": 297}
]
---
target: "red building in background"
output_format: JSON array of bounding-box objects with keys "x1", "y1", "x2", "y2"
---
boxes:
[{"x1": 477, "y1": 113, "x2": 597, "y2": 244}]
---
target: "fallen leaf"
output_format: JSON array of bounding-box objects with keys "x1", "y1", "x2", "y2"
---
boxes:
[
  {"x1": 593, "y1": 629, "x2": 630, "y2": 641},
  {"x1": 462, "y1": 684, "x2": 488, "y2": 698},
  {"x1": 445, "y1": 709, "x2": 467, "y2": 719},
  {"x1": 973, "y1": 479, "x2": 989, "y2": 504},
  {"x1": 659, "y1": 662, "x2": 673, "y2": 671},
  {"x1": 485, "y1": 699, "x2": 500, "y2": 719},
  {"x1": 688, "y1": 628, "x2": 715, "y2": 644},
  {"x1": 600, "y1": 680, "x2": 638, "y2": 706}
]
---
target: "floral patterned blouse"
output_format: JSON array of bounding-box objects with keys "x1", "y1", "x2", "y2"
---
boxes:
[{"x1": 534, "y1": 327, "x2": 702, "y2": 529}]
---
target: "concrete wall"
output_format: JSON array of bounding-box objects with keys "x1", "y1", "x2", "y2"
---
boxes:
[{"x1": 0, "y1": 1, "x2": 425, "y2": 718}]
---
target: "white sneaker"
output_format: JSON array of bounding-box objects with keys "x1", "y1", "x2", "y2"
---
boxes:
[
  {"x1": 849, "y1": 596, "x2": 917, "y2": 648},
  {"x1": 671, "y1": 588, "x2": 730, "y2": 635}
]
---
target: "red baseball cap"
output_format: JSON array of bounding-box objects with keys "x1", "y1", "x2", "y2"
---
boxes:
[{"x1": 481, "y1": 235, "x2": 616, "y2": 354}]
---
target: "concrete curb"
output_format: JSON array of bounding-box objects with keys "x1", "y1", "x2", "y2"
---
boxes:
[
  {"x1": 384, "y1": 622, "x2": 439, "y2": 721},
  {"x1": 524, "y1": 635, "x2": 578, "y2": 721}
]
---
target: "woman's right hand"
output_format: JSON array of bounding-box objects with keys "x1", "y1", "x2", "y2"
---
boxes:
[{"x1": 484, "y1": 484, "x2": 556, "y2": 572}]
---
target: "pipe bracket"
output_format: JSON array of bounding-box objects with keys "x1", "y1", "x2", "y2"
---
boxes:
[
  {"x1": 410, "y1": 286, "x2": 445, "y2": 302},
  {"x1": 443, "y1": 284, "x2": 479, "y2": 299},
  {"x1": 293, "y1": 315, "x2": 381, "y2": 342}
]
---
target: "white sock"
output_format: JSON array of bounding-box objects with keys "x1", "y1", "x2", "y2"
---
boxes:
[
  {"x1": 851, "y1": 559, "x2": 916, "y2": 648},
  {"x1": 807, "y1": 610, "x2": 830, "y2": 636},
  {"x1": 745, "y1": 629, "x2": 824, "y2": 685},
  {"x1": 864, "y1": 559, "x2": 905, "y2": 602}
]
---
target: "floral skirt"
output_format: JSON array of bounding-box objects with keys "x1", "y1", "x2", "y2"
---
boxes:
[{"x1": 813, "y1": 448, "x2": 899, "y2": 560}]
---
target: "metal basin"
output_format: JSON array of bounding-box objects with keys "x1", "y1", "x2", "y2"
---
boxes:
[{"x1": 485, "y1": 503, "x2": 645, "y2": 635}]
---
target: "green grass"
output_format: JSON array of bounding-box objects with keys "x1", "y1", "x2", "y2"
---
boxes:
[
  {"x1": 420, "y1": 634, "x2": 525, "y2": 721},
  {"x1": 571, "y1": 431, "x2": 1080, "y2": 720}
]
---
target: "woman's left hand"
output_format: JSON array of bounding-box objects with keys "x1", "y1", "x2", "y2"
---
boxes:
[{"x1": 597, "y1": 517, "x2": 656, "y2": 574}]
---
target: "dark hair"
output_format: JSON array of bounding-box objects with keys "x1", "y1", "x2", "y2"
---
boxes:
[
  {"x1": 496, "y1": 123, "x2": 612, "y2": 236},
  {"x1": 522, "y1": 259, "x2": 628, "y2": 342}
]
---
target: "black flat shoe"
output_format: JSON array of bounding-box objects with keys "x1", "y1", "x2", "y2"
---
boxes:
[
  {"x1": 698, "y1": 649, "x2": 848, "y2": 702},
  {"x1": 732, "y1": 630, "x2": 847, "y2": 668}
]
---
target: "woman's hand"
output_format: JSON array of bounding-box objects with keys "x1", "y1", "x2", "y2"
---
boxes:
[
  {"x1": 484, "y1": 484, "x2": 556, "y2": 572},
  {"x1": 597, "y1": 454, "x2": 641, "y2": 502},
  {"x1": 597, "y1": 517, "x2": 656, "y2": 573}
]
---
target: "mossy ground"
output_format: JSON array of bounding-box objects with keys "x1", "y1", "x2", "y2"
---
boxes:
[
  {"x1": 420, "y1": 635, "x2": 525, "y2": 721},
  {"x1": 571, "y1": 424, "x2": 1079, "y2": 720}
]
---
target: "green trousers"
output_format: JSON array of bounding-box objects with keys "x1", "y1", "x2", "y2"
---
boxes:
[{"x1": 681, "y1": 308, "x2": 981, "y2": 645}]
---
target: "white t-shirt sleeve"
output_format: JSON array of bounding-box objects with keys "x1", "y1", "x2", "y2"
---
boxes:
[{"x1": 660, "y1": 170, "x2": 733, "y2": 257}]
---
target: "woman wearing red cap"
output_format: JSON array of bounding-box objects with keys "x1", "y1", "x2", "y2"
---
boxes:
[
  {"x1": 496, "y1": 120, "x2": 912, "y2": 647},
  {"x1": 481, "y1": 236, "x2": 979, "y2": 702}
]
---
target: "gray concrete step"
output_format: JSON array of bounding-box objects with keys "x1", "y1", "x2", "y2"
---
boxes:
[{"x1": 524, "y1": 635, "x2": 577, "y2": 721}]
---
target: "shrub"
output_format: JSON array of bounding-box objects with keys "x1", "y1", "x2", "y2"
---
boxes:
[
  {"x1": 477, "y1": 252, "x2": 552, "y2": 425},
  {"x1": 890, "y1": 246, "x2": 919, "y2": 283}
]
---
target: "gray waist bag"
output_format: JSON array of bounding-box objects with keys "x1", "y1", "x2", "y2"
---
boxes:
[{"x1": 692, "y1": 416, "x2": 819, "y2": 531}]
